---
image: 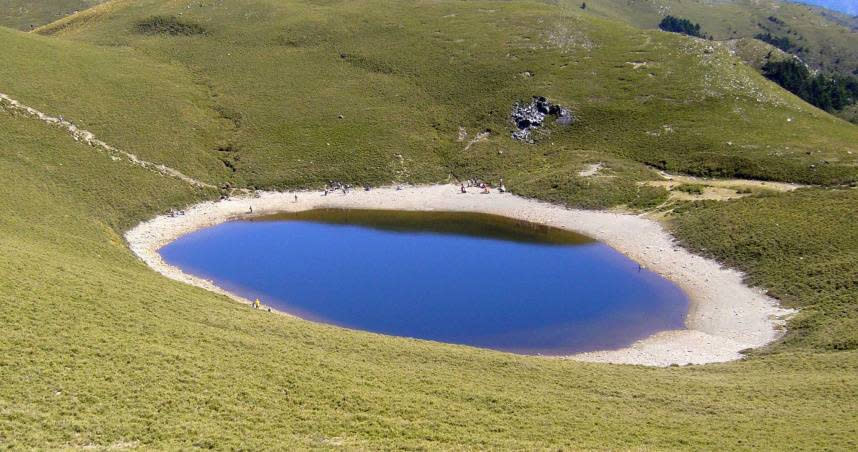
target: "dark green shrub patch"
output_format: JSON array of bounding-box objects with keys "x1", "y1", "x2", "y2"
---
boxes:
[{"x1": 135, "y1": 16, "x2": 206, "y2": 36}]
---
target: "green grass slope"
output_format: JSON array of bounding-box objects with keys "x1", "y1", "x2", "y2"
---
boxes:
[
  {"x1": 1, "y1": 0, "x2": 858, "y2": 448},
  {"x1": 673, "y1": 188, "x2": 858, "y2": 352},
  {"x1": 2, "y1": 88, "x2": 858, "y2": 449},
  {"x1": 0, "y1": 26, "x2": 231, "y2": 184},
  {"x1": 0, "y1": 0, "x2": 106, "y2": 30},
  {"x1": 17, "y1": 0, "x2": 858, "y2": 198},
  {"x1": 578, "y1": 0, "x2": 858, "y2": 76}
]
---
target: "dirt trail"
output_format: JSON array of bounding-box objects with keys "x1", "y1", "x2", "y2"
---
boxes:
[{"x1": 0, "y1": 92, "x2": 215, "y2": 189}]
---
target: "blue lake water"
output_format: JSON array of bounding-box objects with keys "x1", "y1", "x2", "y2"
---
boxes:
[{"x1": 159, "y1": 209, "x2": 689, "y2": 355}]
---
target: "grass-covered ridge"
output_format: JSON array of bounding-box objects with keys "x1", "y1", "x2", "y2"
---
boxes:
[{"x1": 1, "y1": 0, "x2": 858, "y2": 448}]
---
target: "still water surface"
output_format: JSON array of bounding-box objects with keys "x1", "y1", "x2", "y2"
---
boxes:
[{"x1": 160, "y1": 209, "x2": 689, "y2": 355}]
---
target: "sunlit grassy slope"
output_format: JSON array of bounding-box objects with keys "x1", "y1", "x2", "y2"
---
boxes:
[
  {"x1": 20, "y1": 0, "x2": 858, "y2": 195},
  {"x1": 1, "y1": 0, "x2": 858, "y2": 448},
  {"x1": 577, "y1": 0, "x2": 858, "y2": 76}
]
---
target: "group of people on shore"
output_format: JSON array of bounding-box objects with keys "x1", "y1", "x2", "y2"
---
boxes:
[
  {"x1": 323, "y1": 180, "x2": 352, "y2": 196},
  {"x1": 223, "y1": 177, "x2": 511, "y2": 217},
  {"x1": 460, "y1": 178, "x2": 506, "y2": 195}
]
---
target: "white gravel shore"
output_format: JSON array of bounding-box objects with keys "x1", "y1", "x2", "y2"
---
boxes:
[{"x1": 125, "y1": 184, "x2": 793, "y2": 366}]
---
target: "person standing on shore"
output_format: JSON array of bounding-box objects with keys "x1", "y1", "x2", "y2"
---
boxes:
[{"x1": 253, "y1": 298, "x2": 261, "y2": 309}]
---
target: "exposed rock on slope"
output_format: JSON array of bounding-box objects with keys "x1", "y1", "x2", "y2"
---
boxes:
[{"x1": 511, "y1": 96, "x2": 573, "y2": 143}]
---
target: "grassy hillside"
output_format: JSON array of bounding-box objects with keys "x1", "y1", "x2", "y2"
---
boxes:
[
  {"x1": 673, "y1": 188, "x2": 858, "y2": 351},
  {"x1": 0, "y1": 0, "x2": 106, "y2": 30},
  {"x1": 724, "y1": 37, "x2": 793, "y2": 71},
  {"x1": 20, "y1": 0, "x2": 858, "y2": 196},
  {"x1": 3, "y1": 80, "x2": 858, "y2": 450},
  {"x1": 578, "y1": 0, "x2": 858, "y2": 76},
  {"x1": 1, "y1": 0, "x2": 858, "y2": 448}
]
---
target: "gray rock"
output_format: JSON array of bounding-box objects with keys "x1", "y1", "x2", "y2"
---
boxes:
[{"x1": 510, "y1": 96, "x2": 574, "y2": 142}]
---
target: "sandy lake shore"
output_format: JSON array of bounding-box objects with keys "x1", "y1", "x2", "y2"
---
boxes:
[{"x1": 125, "y1": 184, "x2": 794, "y2": 366}]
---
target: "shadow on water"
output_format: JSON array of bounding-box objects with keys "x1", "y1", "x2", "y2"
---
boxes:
[
  {"x1": 160, "y1": 209, "x2": 689, "y2": 355},
  {"x1": 252, "y1": 209, "x2": 595, "y2": 246}
]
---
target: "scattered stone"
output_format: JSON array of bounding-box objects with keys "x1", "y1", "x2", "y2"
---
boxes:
[
  {"x1": 457, "y1": 127, "x2": 467, "y2": 142},
  {"x1": 578, "y1": 162, "x2": 604, "y2": 177}
]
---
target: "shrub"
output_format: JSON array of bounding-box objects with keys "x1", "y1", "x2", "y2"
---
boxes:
[
  {"x1": 659, "y1": 16, "x2": 702, "y2": 38},
  {"x1": 762, "y1": 59, "x2": 858, "y2": 112},
  {"x1": 754, "y1": 32, "x2": 796, "y2": 53},
  {"x1": 673, "y1": 183, "x2": 704, "y2": 195},
  {"x1": 135, "y1": 16, "x2": 207, "y2": 36}
]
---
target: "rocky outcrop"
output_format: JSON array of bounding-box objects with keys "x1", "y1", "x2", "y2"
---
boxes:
[{"x1": 510, "y1": 96, "x2": 573, "y2": 143}]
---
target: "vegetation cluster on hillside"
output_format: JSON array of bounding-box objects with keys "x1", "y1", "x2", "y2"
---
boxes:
[
  {"x1": 134, "y1": 15, "x2": 206, "y2": 36},
  {"x1": 762, "y1": 59, "x2": 858, "y2": 112},
  {"x1": 650, "y1": 7, "x2": 858, "y2": 122},
  {"x1": 578, "y1": 0, "x2": 858, "y2": 78},
  {"x1": 658, "y1": 15, "x2": 706, "y2": 38}
]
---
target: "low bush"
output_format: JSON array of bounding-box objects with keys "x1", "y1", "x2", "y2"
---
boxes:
[
  {"x1": 135, "y1": 16, "x2": 206, "y2": 36},
  {"x1": 673, "y1": 183, "x2": 704, "y2": 195},
  {"x1": 659, "y1": 16, "x2": 702, "y2": 38}
]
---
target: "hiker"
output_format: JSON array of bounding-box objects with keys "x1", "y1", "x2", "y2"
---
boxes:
[
  {"x1": 460, "y1": 183, "x2": 466, "y2": 194},
  {"x1": 254, "y1": 298, "x2": 261, "y2": 309},
  {"x1": 481, "y1": 182, "x2": 489, "y2": 194},
  {"x1": 323, "y1": 189, "x2": 328, "y2": 196},
  {"x1": 294, "y1": 194, "x2": 298, "y2": 203},
  {"x1": 499, "y1": 178, "x2": 506, "y2": 193},
  {"x1": 249, "y1": 205, "x2": 253, "y2": 214}
]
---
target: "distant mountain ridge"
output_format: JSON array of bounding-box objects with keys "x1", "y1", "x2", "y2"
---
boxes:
[{"x1": 791, "y1": 0, "x2": 858, "y2": 16}]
